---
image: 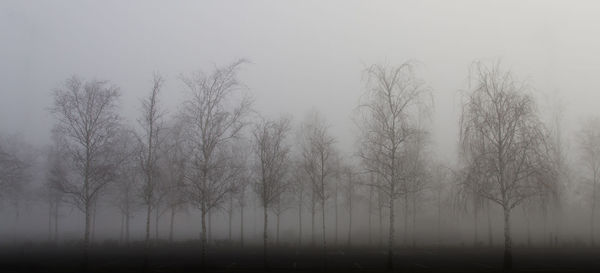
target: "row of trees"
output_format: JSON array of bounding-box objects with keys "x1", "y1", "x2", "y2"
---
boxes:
[{"x1": 3, "y1": 59, "x2": 600, "y2": 271}]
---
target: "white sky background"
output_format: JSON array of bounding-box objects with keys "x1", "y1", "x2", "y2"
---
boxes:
[{"x1": 2, "y1": 1, "x2": 600, "y2": 164}]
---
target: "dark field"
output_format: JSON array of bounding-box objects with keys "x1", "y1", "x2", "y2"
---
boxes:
[{"x1": 2, "y1": 243, "x2": 600, "y2": 272}]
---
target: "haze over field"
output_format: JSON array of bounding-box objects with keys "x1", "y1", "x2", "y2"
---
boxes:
[{"x1": 2, "y1": 1, "x2": 600, "y2": 271}]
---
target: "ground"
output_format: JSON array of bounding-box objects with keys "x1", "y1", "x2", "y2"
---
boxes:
[{"x1": 1, "y1": 242, "x2": 599, "y2": 272}]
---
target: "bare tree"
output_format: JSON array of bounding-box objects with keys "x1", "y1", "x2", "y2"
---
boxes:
[
  {"x1": 49, "y1": 76, "x2": 122, "y2": 263},
  {"x1": 577, "y1": 117, "x2": 600, "y2": 246},
  {"x1": 252, "y1": 116, "x2": 292, "y2": 269},
  {"x1": 180, "y1": 60, "x2": 252, "y2": 266},
  {"x1": 356, "y1": 62, "x2": 431, "y2": 270},
  {"x1": 299, "y1": 111, "x2": 336, "y2": 269},
  {"x1": 459, "y1": 62, "x2": 557, "y2": 270},
  {"x1": 135, "y1": 73, "x2": 166, "y2": 251}
]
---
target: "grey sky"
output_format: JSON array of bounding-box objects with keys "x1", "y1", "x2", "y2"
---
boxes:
[{"x1": 2, "y1": 1, "x2": 600, "y2": 163}]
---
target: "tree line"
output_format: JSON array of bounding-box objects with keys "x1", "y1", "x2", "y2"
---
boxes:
[{"x1": 1, "y1": 59, "x2": 599, "y2": 270}]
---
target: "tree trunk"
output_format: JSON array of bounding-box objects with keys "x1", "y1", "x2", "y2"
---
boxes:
[
  {"x1": 125, "y1": 210, "x2": 130, "y2": 243},
  {"x1": 404, "y1": 194, "x2": 409, "y2": 246},
  {"x1": 473, "y1": 202, "x2": 479, "y2": 247},
  {"x1": 554, "y1": 207, "x2": 560, "y2": 248},
  {"x1": 487, "y1": 201, "x2": 493, "y2": 247},
  {"x1": 368, "y1": 185, "x2": 373, "y2": 246},
  {"x1": 169, "y1": 206, "x2": 176, "y2": 243},
  {"x1": 298, "y1": 191, "x2": 303, "y2": 247},
  {"x1": 83, "y1": 202, "x2": 91, "y2": 270},
  {"x1": 503, "y1": 206, "x2": 513, "y2": 271},
  {"x1": 13, "y1": 202, "x2": 19, "y2": 246},
  {"x1": 348, "y1": 194, "x2": 353, "y2": 247},
  {"x1": 48, "y1": 202, "x2": 52, "y2": 242},
  {"x1": 240, "y1": 203, "x2": 245, "y2": 248},
  {"x1": 119, "y1": 213, "x2": 124, "y2": 243},
  {"x1": 542, "y1": 205, "x2": 548, "y2": 246},
  {"x1": 91, "y1": 201, "x2": 97, "y2": 244},
  {"x1": 412, "y1": 194, "x2": 417, "y2": 248},
  {"x1": 387, "y1": 196, "x2": 395, "y2": 270},
  {"x1": 201, "y1": 205, "x2": 207, "y2": 268},
  {"x1": 276, "y1": 212, "x2": 281, "y2": 246},
  {"x1": 526, "y1": 211, "x2": 532, "y2": 247},
  {"x1": 155, "y1": 205, "x2": 160, "y2": 240},
  {"x1": 145, "y1": 204, "x2": 152, "y2": 247},
  {"x1": 83, "y1": 152, "x2": 91, "y2": 270},
  {"x1": 253, "y1": 201, "x2": 257, "y2": 239},
  {"x1": 379, "y1": 196, "x2": 383, "y2": 247},
  {"x1": 592, "y1": 174, "x2": 597, "y2": 247},
  {"x1": 54, "y1": 203, "x2": 59, "y2": 242},
  {"x1": 263, "y1": 205, "x2": 269, "y2": 270},
  {"x1": 311, "y1": 192, "x2": 316, "y2": 247},
  {"x1": 208, "y1": 210, "x2": 212, "y2": 245},
  {"x1": 321, "y1": 199, "x2": 327, "y2": 270},
  {"x1": 144, "y1": 203, "x2": 152, "y2": 271},
  {"x1": 229, "y1": 194, "x2": 233, "y2": 241},
  {"x1": 437, "y1": 190, "x2": 442, "y2": 246},
  {"x1": 334, "y1": 183, "x2": 338, "y2": 247}
]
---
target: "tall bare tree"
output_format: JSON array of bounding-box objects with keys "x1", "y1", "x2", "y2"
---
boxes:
[
  {"x1": 300, "y1": 111, "x2": 336, "y2": 269},
  {"x1": 136, "y1": 73, "x2": 166, "y2": 251},
  {"x1": 49, "y1": 76, "x2": 122, "y2": 264},
  {"x1": 356, "y1": 62, "x2": 431, "y2": 270},
  {"x1": 577, "y1": 117, "x2": 600, "y2": 246},
  {"x1": 459, "y1": 62, "x2": 557, "y2": 270},
  {"x1": 252, "y1": 116, "x2": 292, "y2": 269},
  {"x1": 180, "y1": 60, "x2": 252, "y2": 266}
]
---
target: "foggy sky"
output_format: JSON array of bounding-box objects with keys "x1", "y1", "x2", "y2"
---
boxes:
[{"x1": 2, "y1": 0, "x2": 600, "y2": 164}]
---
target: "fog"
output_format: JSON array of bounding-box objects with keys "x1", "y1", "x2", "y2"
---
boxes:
[{"x1": 2, "y1": 1, "x2": 600, "y2": 271}]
